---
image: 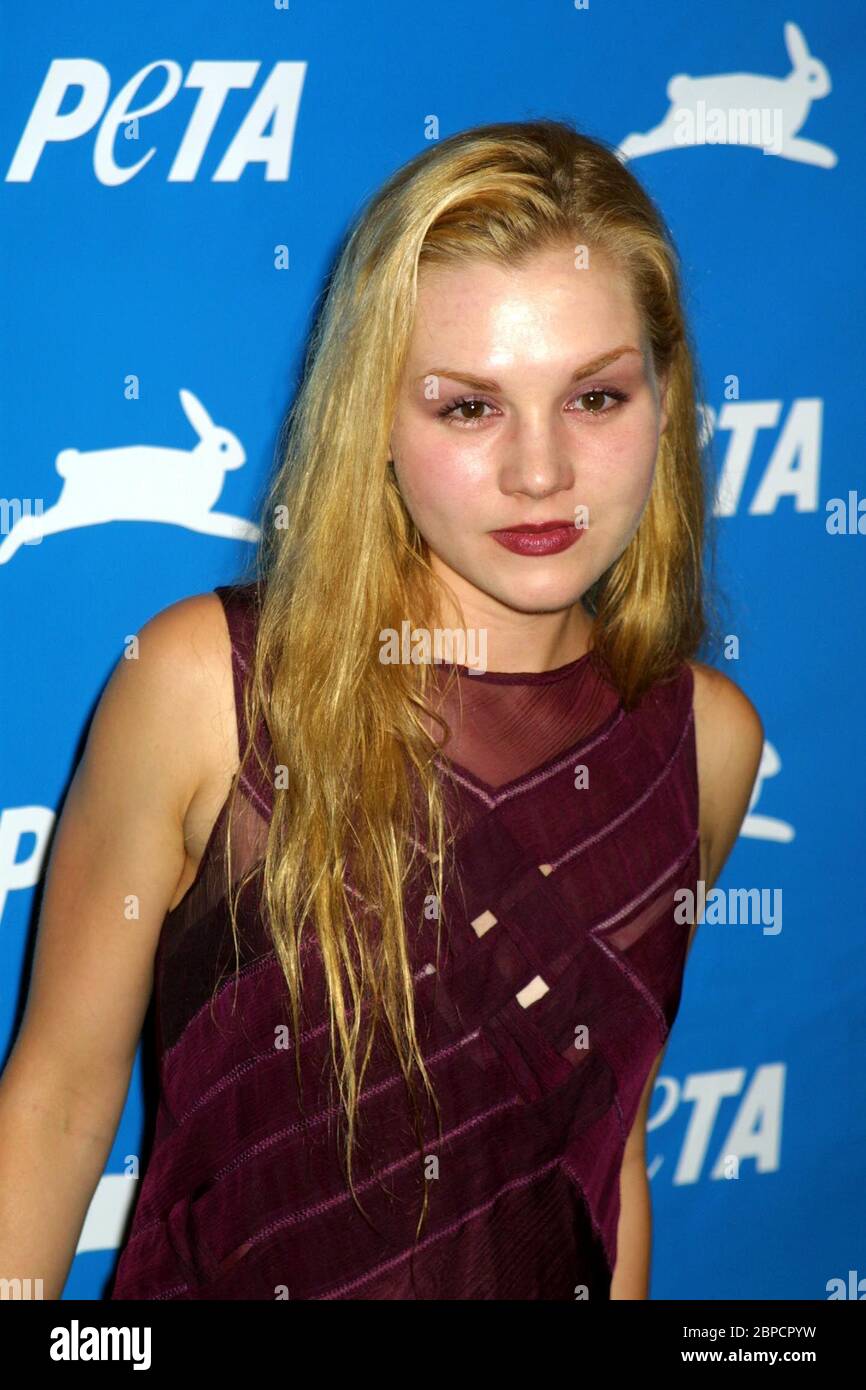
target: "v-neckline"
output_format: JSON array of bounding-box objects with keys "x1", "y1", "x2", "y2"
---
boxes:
[{"x1": 434, "y1": 700, "x2": 625, "y2": 806}]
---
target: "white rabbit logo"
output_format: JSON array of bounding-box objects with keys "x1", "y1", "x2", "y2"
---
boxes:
[
  {"x1": 618, "y1": 21, "x2": 837, "y2": 168},
  {"x1": 741, "y1": 739, "x2": 794, "y2": 843},
  {"x1": 0, "y1": 388, "x2": 260, "y2": 564}
]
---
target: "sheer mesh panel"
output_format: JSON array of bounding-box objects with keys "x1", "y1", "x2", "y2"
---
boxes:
[
  {"x1": 156, "y1": 784, "x2": 272, "y2": 1059},
  {"x1": 427, "y1": 654, "x2": 621, "y2": 791}
]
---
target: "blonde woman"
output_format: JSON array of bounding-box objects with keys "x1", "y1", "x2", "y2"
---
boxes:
[{"x1": 0, "y1": 120, "x2": 763, "y2": 1301}]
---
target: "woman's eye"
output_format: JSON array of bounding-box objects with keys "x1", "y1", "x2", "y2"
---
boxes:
[
  {"x1": 569, "y1": 389, "x2": 628, "y2": 416},
  {"x1": 438, "y1": 397, "x2": 493, "y2": 426}
]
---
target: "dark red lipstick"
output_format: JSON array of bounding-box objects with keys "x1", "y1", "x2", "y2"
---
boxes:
[{"x1": 490, "y1": 519, "x2": 585, "y2": 556}]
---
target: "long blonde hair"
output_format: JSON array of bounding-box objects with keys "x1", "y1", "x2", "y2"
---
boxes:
[{"x1": 224, "y1": 118, "x2": 719, "y2": 1236}]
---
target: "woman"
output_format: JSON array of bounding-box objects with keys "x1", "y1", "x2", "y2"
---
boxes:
[{"x1": 0, "y1": 119, "x2": 763, "y2": 1300}]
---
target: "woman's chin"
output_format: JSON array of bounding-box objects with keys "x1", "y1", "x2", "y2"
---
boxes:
[
  {"x1": 427, "y1": 546, "x2": 596, "y2": 616},
  {"x1": 475, "y1": 574, "x2": 591, "y2": 616}
]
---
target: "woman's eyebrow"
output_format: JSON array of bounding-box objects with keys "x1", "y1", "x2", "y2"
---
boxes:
[{"x1": 415, "y1": 345, "x2": 643, "y2": 393}]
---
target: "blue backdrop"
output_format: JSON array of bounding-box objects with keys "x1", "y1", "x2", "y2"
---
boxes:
[{"x1": 1, "y1": 0, "x2": 863, "y2": 1301}]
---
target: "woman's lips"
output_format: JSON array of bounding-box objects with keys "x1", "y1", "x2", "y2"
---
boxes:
[{"x1": 489, "y1": 521, "x2": 585, "y2": 556}]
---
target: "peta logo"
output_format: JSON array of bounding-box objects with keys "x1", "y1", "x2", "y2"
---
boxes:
[
  {"x1": 648, "y1": 1063, "x2": 784, "y2": 1184},
  {"x1": 6, "y1": 59, "x2": 306, "y2": 183},
  {"x1": 703, "y1": 397, "x2": 823, "y2": 517},
  {"x1": 619, "y1": 22, "x2": 836, "y2": 168},
  {"x1": 0, "y1": 389, "x2": 260, "y2": 564}
]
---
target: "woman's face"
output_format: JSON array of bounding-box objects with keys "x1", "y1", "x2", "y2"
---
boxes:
[{"x1": 389, "y1": 243, "x2": 668, "y2": 628}]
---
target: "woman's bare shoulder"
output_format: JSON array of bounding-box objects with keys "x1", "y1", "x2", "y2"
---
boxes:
[
  {"x1": 7, "y1": 592, "x2": 241, "y2": 1092},
  {"x1": 137, "y1": 591, "x2": 240, "y2": 891},
  {"x1": 686, "y1": 660, "x2": 765, "y2": 890}
]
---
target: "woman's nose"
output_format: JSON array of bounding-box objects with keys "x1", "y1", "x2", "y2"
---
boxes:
[{"x1": 497, "y1": 427, "x2": 577, "y2": 500}]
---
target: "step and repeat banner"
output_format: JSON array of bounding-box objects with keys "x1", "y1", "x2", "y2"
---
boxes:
[{"x1": 1, "y1": 1, "x2": 863, "y2": 1301}]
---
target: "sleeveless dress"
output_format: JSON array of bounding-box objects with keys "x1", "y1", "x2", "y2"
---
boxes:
[{"x1": 110, "y1": 580, "x2": 699, "y2": 1301}]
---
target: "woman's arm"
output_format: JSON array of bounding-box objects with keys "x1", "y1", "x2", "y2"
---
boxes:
[
  {"x1": 610, "y1": 663, "x2": 764, "y2": 1299},
  {"x1": 610, "y1": 1048, "x2": 664, "y2": 1299},
  {"x1": 0, "y1": 593, "x2": 231, "y2": 1299}
]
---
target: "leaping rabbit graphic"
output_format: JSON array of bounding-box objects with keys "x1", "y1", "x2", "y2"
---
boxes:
[
  {"x1": 0, "y1": 388, "x2": 260, "y2": 564},
  {"x1": 618, "y1": 22, "x2": 837, "y2": 168}
]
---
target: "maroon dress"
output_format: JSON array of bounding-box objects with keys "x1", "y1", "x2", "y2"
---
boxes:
[{"x1": 110, "y1": 580, "x2": 699, "y2": 1300}]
